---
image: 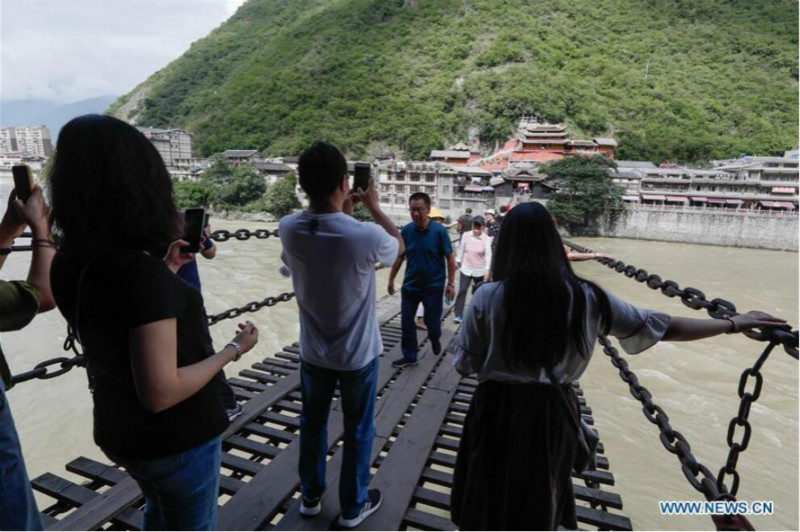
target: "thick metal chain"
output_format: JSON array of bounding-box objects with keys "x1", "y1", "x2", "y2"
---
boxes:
[
  {"x1": 206, "y1": 291, "x2": 296, "y2": 325},
  {"x1": 563, "y1": 240, "x2": 798, "y2": 359},
  {"x1": 598, "y1": 335, "x2": 730, "y2": 502},
  {"x1": 209, "y1": 228, "x2": 279, "y2": 242},
  {"x1": 717, "y1": 341, "x2": 777, "y2": 498},
  {"x1": 9, "y1": 355, "x2": 86, "y2": 386}
]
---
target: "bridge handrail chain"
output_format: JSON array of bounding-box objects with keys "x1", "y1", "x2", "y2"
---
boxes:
[
  {"x1": 599, "y1": 334, "x2": 731, "y2": 505},
  {"x1": 563, "y1": 240, "x2": 799, "y2": 359}
]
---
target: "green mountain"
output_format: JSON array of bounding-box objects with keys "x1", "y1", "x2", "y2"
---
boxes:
[{"x1": 109, "y1": 0, "x2": 798, "y2": 163}]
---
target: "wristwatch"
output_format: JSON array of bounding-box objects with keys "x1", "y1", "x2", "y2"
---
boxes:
[{"x1": 226, "y1": 341, "x2": 244, "y2": 361}]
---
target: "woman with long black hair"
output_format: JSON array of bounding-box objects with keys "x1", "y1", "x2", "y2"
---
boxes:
[
  {"x1": 450, "y1": 202, "x2": 783, "y2": 530},
  {"x1": 48, "y1": 114, "x2": 259, "y2": 530}
]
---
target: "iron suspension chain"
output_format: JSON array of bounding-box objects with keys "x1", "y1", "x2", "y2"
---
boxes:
[{"x1": 563, "y1": 240, "x2": 798, "y2": 359}]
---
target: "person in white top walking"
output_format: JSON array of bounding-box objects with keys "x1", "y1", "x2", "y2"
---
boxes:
[{"x1": 453, "y1": 216, "x2": 492, "y2": 323}]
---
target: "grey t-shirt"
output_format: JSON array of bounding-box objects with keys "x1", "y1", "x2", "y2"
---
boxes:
[
  {"x1": 279, "y1": 212, "x2": 399, "y2": 371},
  {"x1": 452, "y1": 281, "x2": 671, "y2": 384}
]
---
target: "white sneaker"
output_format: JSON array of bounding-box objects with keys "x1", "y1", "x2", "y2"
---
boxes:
[
  {"x1": 338, "y1": 489, "x2": 382, "y2": 529},
  {"x1": 299, "y1": 495, "x2": 321, "y2": 517}
]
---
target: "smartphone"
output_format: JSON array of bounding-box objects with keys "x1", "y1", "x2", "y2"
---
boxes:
[
  {"x1": 202, "y1": 213, "x2": 210, "y2": 229},
  {"x1": 353, "y1": 163, "x2": 371, "y2": 192},
  {"x1": 12, "y1": 165, "x2": 34, "y2": 203},
  {"x1": 182, "y1": 208, "x2": 205, "y2": 253}
]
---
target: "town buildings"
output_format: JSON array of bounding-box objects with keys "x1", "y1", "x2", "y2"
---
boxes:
[
  {"x1": 137, "y1": 127, "x2": 193, "y2": 167},
  {"x1": 0, "y1": 126, "x2": 53, "y2": 158}
]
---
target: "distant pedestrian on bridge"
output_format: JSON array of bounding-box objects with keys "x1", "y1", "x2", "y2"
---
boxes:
[
  {"x1": 388, "y1": 193, "x2": 456, "y2": 368},
  {"x1": 449, "y1": 201, "x2": 785, "y2": 531},
  {"x1": 279, "y1": 141, "x2": 403, "y2": 529}
]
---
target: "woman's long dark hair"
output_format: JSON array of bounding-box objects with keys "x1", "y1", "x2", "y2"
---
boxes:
[
  {"x1": 49, "y1": 114, "x2": 179, "y2": 254},
  {"x1": 492, "y1": 202, "x2": 610, "y2": 373}
]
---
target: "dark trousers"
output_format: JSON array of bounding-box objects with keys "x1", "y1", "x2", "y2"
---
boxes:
[
  {"x1": 401, "y1": 288, "x2": 443, "y2": 362},
  {"x1": 299, "y1": 359, "x2": 378, "y2": 519},
  {"x1": 454, "y1": 272, "x2": 484, "y2": 318}
]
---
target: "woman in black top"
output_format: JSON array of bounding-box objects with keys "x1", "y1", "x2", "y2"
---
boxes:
[
  {"x1": 450, "y1": 202, "x2": 785, "y2": 530},
  {"x1": 48, "y1": 115, "x2": 259, "y2": 530}
]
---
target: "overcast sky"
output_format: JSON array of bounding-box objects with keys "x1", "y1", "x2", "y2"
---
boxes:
[{"x1": 0, "y1": 0, "x2": 247, "y2": 103}]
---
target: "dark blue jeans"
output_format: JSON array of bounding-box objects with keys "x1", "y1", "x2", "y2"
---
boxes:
[
  {"x1": 0, "y1": 380, "x2": 43, "y2": 531},
  {"x1": 299, "y1": 358, "x2": 378, "y2": 519},
  {"x1": 105, "y1": 435, "x2": 222, "y2": 531},
  {"x1": 401, "y1": 288, "x2": 444, "y2": 362}
]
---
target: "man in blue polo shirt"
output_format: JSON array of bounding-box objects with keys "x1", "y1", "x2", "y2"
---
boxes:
[{"x1": 388, "y1": 192, "x2": 456, "y2": 368}]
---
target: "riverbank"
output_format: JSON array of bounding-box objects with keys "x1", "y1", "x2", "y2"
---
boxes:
[{"x1": 591, "y1": 206, "x2": 799, "y2": 251}]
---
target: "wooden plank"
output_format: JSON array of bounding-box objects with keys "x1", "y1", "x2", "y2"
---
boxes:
[
  {"x1": 421, "y1": 467, "x2": 452, "y2": 488},
  {"x1": 253, "y1": 362, "x2": 293, "y2": 377},
  {"x1": 32, "y1": 473, "x2": 97, "y2": 506},
  {"x1": 260, "y1": 412, "x2": 301, "y2": 430},
  {"x1": 228, "y1": 377, "x2": 269, "y2": 393},
  {"x1": 40, "y1": 513, "x2": 58, "y2": 529},
  {"x1": 366, "y1": 353, "x2": 462, "y2": 531},
  {"x1": 48, "y1": 476, "x2": 142, "y2": 531},
  {"x1": 403, "y1": 507, "x2": 456, "y2": 531},
  {"x1": 275, "y1": 352, "x2": 300, "y2": 363},
  {"x1": 241, "y1": 422, "x2": 296, "y2": 445},
  {"x1": 274, "y1": 330, "x2": 458, "y2": 532},
  {"x1": 66, "y1": 456, "x2": 127, "y2": 486},
  {"x1": 412, "y1": 486, "x2": 450, "y2": 510},
  {"x1": 221, "y1": 452, "x2": 264, "y2": 476},
  {"x1": 239, "y1": 369, "x2": 280, "y2": 385},
  {"x1": 219, "y1": 475, "x2": 246, "y2": 496},
  {"x1": 112, "y1": 506, "x2": 144, "y2": 530},
  {"x1": 573, "y1": 485, "x2": 623, "y2": 510},
  {"x1": 218, "y1": 338, "x2": 408, "y2": 531},
  {"x1": 575, "y1": 505, "x2": 633, "y2": 531},
  {"x1": 573, "y1": 469, "x2": 615, "y2": 486},
  {"x1": 226, "y1": 436, "x2": 281, "y2": 459}
]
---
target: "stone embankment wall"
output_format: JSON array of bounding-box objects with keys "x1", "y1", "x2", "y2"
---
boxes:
[{"x1": 595, "y1": 208, "x2": 798, "y2": 251}]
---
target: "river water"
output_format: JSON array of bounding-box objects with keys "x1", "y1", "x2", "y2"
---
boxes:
[{"x1": 1, "y1": 181, "x2": 797, "y2": 529}]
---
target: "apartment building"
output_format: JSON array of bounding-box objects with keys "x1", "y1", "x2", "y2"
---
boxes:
[
  {"x1": 0, "y1": 126, "x2": 53, "y2": 157},
  {"x1": 137, "y1": 127, "x2": 193, "y2": 167}
]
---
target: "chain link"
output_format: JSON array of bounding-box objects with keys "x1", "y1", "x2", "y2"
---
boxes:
[
  {"x1": 10, "y1": 355, "x2": 86, "y2": 386},
  {"x1": 598, "y1": 335, "x2": 729, "y2": 502},
  {"x1": 209, "y1": 228, "x2": 279, "y2": 242},
  {"x1": 563, "y1": 240, "x2": 798, "y2": 359}
]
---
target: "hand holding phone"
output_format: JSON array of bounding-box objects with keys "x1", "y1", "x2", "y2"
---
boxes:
[
  {"x1": 353, "y1": 163, "x2": 370, "y2": 193},
  {"x1": 12, "y1": 165, "x2": 34, "y2": 203},
  {"x1": 181, "y1": 208, "x2": 205, "y2": 253}
]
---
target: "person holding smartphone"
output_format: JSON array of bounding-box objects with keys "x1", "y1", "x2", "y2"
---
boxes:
[
  {"x1": 0, "y1": 185, "x2": 56, "y2": 531},
  {"x1": 48, "y1": 115, "x2": 260, "y2": 530},
  {"x1": 174, "y1": 212, "x2": 243, "y2": 421},
  {"x1": 279, "y1": 141, "x2": 403, "y2": 529}
]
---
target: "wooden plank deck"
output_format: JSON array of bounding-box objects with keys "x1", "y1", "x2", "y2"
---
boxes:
[{"x1": 34, "y1": 294, "x2": 632, "y2": 531}]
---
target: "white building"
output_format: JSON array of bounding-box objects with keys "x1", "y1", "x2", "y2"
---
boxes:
[
  {"x1": 137, "y1": 127, "x2": 193, "y2": 167},
  {"x1": 0, "y1": 126, "x2": 53, "y2": 157}
]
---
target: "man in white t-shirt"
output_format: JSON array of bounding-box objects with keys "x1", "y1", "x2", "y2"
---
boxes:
[{"x1": 279, "y1": 141, "x2": 403, "y2": 529}]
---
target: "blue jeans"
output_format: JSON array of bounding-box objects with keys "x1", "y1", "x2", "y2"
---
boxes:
[
  {"x1": 105, "y1": 435, "x2": 222, "y2": 531},
  {"x1": 299, "y1": 358, "x2": 377, "y2": 519},
  {"x1": 0, "y1": 380, "x2": 43, "y2": 531},
  {"x1": 401, "y1": 288, "x2": 444, "y2": 362}
]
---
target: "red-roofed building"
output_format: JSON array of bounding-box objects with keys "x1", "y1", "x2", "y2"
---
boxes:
[{"x1": 473, "y1": 117, "x2": 617, "y2": 173}]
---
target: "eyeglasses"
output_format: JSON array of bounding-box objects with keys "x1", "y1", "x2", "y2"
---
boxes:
[{"x1": 408, "y1": 207, "x2": 428, "y2": 213}]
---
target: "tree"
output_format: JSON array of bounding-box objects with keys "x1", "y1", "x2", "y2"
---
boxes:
[
  {"x1": 216, "y1": 164, "x2": 266, "y2": 206},
  {"x1": 542, "y1": 156, "x2": 623, "y2": 233},
  {"x1": 263, "y1": 173, "x2": 301, "y2": 218},
  {"x1": 174, "y1": 180, "x2": 216, "y2": 209}
]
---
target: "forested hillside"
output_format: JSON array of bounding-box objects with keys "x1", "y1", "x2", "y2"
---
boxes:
[{"x1": 109, "y1": 0, "x2": 798, "y2": 162}]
